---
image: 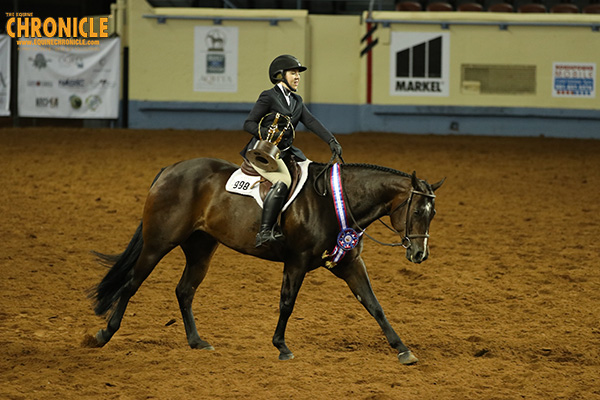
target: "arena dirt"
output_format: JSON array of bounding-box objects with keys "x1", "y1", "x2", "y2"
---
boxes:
[{"x1": 1, "y1": 127, "x2": 599, "y2": 399}]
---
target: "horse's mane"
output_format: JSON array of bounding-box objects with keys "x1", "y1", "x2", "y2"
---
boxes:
[
  {"x1": 342, "y1": 163, "x2": 412, "y2": 178},
  {"x1": 311, "y1": 162, "x2": 411, "y2": 178},
  {"x1": 309, "y1": 161, "x2": 433, "y2": 193}
]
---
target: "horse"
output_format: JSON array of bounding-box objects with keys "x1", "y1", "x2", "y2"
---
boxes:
[{"x1": 89, "y1": 158, "x2": 444, "y2": 365}]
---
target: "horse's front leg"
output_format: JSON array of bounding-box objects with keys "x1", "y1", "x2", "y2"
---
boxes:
[
  {"x1": 272, "y1": 262, "x2": 306, "y2": 361},
  {"x1": 332, "y1": 255, "x2": 418, "y2": 365}
]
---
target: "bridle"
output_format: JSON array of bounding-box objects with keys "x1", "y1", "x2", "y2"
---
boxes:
[
  {"x1": 389, "y1": 189, "x2": 436, "y2": 248},
  {"x1": 316, "y1": 161, "x2": 436, "y2": 249},
  {"x1": 347, "y1": 187, "x2": 436, "y2": 249}
]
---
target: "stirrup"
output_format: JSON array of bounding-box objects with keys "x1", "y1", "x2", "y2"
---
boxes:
[{"x1": 255, "y1": 227, "x2": 284, "y2": 247}]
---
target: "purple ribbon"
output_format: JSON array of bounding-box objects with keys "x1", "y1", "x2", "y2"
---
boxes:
[{"x1": 323, "y1": 163, "x2": 362, "y2": 268}]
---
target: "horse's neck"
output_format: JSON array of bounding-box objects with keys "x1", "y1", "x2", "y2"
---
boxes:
[{"x1": 342, "y1": 166, "x2": 410, "y2": 227}]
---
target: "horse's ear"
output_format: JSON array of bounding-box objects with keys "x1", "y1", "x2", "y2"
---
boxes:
[
  {"x1": 411, "y1": 171, "x2": 418, "y2": 189},
  {"x1": 431, "y1": 177, "x2": 445, "y2": 192}
]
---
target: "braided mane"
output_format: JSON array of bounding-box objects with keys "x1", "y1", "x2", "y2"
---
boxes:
[
  {"x1": 341, "y1": 163, "x2": 412, "y2": 178},
  {"x1": 311, "y1": 162, "x2": 410, "y2": 178},
  {"x1": 310, "y1": 162, "x2": 432, "y2": 192}
]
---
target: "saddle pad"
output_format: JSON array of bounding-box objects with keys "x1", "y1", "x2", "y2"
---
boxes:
[{"x1": 225, "y1": 160, "x2": 311, "y2": 211}]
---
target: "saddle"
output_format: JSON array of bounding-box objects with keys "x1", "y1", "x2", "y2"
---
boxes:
[{"x1": 240, "y1": 156, "x2": 302, "y2": 203}]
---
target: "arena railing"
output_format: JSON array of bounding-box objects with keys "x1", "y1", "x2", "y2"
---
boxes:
[
  {"x1": 365, "y1": 17, "x2": 600, "y2": 31},
  {"x1": 142, "y1": 14, "x2": 293, "y2": 25}
]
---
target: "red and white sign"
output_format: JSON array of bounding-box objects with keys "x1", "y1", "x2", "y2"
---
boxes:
[{"x1": 552, "y1": 62, "x2": 595, "y2": 98}]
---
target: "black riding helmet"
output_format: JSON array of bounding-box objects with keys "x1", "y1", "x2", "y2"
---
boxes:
[{"x1": 269, "y1": 54, "x2": 307, "y2": 92}]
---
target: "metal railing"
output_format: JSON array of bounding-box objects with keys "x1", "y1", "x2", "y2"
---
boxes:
[
  {"x1": 142, "y1": 14, "x2": 293, "y2": 25},
  {"x1": 365, "y1": 18, "x2": 600, "y2": 32}
]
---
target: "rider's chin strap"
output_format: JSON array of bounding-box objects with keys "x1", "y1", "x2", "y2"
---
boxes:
[
  {"x1": 283, "y1": 80, "x2": 296, "y2": 93},
  {"x1": 322, "y1": 163, "x2": 363, "y2": 269}
]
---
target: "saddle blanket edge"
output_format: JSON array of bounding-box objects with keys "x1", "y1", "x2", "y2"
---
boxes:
[{"x1": 225, "y1": 160, "x2": 312, "y2": 211}]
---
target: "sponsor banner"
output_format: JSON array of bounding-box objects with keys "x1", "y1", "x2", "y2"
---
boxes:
[
  {"x1": 0, "y1": 35, "x2": 10, "y2": 116},
  {"x1": 390, "y1": 32, "x2": 450, "y2": 97},
  {"x1": 18, "y1": 37, "x2": 120, "y2": 118},
  {"x1": 553, "y1": 62, "x2": 595, "y2": 98},
  {"x1": 194, "y1": 26, "x2": 238, "y2": 92}
]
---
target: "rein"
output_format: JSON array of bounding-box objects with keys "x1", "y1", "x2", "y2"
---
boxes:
[{"x1": 314, "y1": 154, "x2": 344, "y2": 197}]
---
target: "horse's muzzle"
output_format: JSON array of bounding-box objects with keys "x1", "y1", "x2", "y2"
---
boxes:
[{"x1": 406, "y1": 248, "x2": 428, "y2": 264}]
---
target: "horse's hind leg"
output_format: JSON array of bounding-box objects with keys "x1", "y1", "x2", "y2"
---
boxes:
[
  {"x1": 96, "y1": 244, "x2": 174, "y2": 346},
  {"x1": 176, "y1": 231, "x2": 219, "y2": 350},
  {"x1": 332, "y1": 256, "x2": 418, "y2": 365}
]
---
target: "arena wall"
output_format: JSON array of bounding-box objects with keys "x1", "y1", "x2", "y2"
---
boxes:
[{"x1": 126, "y1": 1, "x2": 600, "y2": 138}]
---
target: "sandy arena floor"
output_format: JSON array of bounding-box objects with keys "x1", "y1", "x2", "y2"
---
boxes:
[{"x1": 1, "y1": 127, "x2": 599, "y2": 399}]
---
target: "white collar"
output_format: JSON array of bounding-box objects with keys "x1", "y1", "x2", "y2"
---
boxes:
[
  {"x1": 278, "y1": 83, "x2": 292, "y2": 97},
  {"x1": 277, "y1": 83, "x2": 292, "y2": 105}
]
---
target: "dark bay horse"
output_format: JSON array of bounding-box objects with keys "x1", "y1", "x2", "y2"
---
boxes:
[{"x1": 90, "y1": 158, "x2": 443, "y2": 365}]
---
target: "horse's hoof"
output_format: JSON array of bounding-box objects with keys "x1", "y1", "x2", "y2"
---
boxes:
[
  {"x1": 191, "y1": 341, "x2": 214, "y2": 351},
  {"x1": 397, "y1": 350, "x2": 418, "y2": 365},
  {"x1": 279, "y1": 352, "x2": 295, "y2": 361},
  {"x1": 94, "y1": 329, "x2": 108, "y2": 347},
  {"x1": 80, "y1": 332, "x2": 104, "y2": 348}
]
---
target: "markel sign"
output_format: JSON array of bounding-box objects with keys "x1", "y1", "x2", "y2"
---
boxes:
[{"x1": 390, "y1": 32, "x2": 450, "y2": 97}]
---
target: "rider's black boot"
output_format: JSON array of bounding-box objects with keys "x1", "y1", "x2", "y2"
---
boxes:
[{"x1": 255, "y1": 181, "x2": 289, "y2": 248}]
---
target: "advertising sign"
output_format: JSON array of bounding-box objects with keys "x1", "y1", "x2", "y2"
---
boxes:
[
  {"x1": 18, "y1": 37, "x2": 121, "y2": 118},
  {"x1": 194, "y1": 26, "x2": 238, "y2": 92},
  {"x1": 390, "y1": 32, "x2": 450, "y2": 97},
  {"x1": 553, "y1": 62, "x2": 595, "y2": 98}
]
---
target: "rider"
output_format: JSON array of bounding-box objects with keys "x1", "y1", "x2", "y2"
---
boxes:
[{"x1": 241, "y1": 54, "x2": 343, "y2": 248}]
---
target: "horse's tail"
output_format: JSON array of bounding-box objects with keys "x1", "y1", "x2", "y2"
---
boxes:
[
  {"x1": 90, "y1": 167, "x2": 165, "y2": 317},
  {"x1": 90, "y1": 222, "x2": 144, "y2": 317}
]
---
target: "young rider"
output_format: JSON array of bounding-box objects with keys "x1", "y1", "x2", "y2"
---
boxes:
[{"x1": 241, "y1": 54, "x2": 343, "y2": 248}]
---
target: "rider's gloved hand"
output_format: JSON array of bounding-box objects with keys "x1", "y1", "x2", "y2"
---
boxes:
[{"x1": 329, "y1": 138, "x2": 343, "y2": 159}]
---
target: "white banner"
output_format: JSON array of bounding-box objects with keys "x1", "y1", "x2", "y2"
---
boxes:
[
  {"x1": 390, "y1": 32, "x2": 450, "y2": 97},
  {"x1": 0, "y1": 35, "x2": 10, "y2": 116},
  {"x1": 194, "y1": 26, "x2": 238, "y2": 92},
  {"x1": 18, "y1": 38, "x2": 120, "y2": 118}
]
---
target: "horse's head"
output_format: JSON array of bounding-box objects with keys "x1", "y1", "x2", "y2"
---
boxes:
[{"x1": 390, "y1": 172, "x2": 444, "y2": 264}]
